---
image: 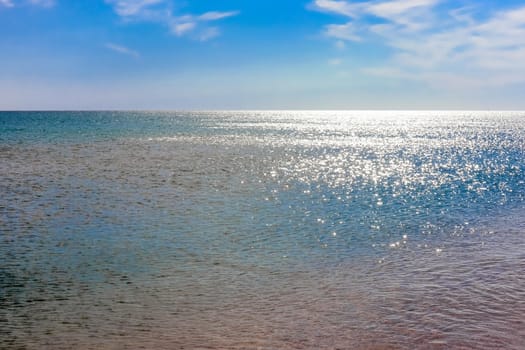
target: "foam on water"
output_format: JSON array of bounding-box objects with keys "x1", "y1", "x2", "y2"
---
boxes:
[{"x1": 1, "y1": 111, "x2": 524, "y2": 349}]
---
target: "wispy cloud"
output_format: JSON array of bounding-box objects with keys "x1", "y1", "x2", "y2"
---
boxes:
[
  {"x1": 105, "y1": 43, "x2": 140, "y2": 58},
  {"x1": 198, "y1": 11, "x2": 239, "y2": 21},
  {"x1": 1, "y1": 0, "x2": 54, "y2": 7},
  {"x1": 28, "y1": 0, "x2": 54, "y2": 7},
  {"x1": 105, "y1": 0, "x2": 239, "y2": 41},
  {"x1": 312, "y1": 0, "x2": 438, "y2": 40},
  {"x1": 311, "y1": 0, "x2": 525, "y2": 87},
  {"x1": 310, "y1": 0, "x2": 361, "y2": 18},
  {"x1": 168, "y1": 10, "x2": 239, "y2": 39},
  {"x1": 334, "y1": 40, "x2": 346, "y2": 50},
  {"x1": 0, "y1": 0, "x2": 14, "y2": 7},
  {"x1": 328, "y1": 58, "x2": 343, "y2": 65},
  {"x1": 109, "y1": 0, "x2": 163, "y2": 17},
  {"x1": 325, "y1": 22, "x2": 361, "y2": 41}
]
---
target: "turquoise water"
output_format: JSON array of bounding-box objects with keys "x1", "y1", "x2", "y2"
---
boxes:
[{"x1": 1, "y1": 111, "x2": 524, "y2": 349}]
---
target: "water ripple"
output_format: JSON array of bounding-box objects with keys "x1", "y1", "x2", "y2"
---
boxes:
[{"x1": 1, "y1": 111, "x2": 524, "y2": 349}]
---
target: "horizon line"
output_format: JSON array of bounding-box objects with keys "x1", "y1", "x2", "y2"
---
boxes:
[{"x1": 2, "y1": 109, "x2": 525, "y2": 113}]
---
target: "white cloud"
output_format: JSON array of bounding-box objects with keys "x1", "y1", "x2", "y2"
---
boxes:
[
  {"x1": 107, "y1": 0, "x2": 163, "y2": 17},
  {"x1": 171, "y1": 21, "x2": 196, "y2": 36},
  {"x1": 312, "y1": 0, "x2": 438, "y2": 22},
  {"x1": 105, "y1": 0, "x2": 239, "y2": 41},
  {"x1": 311, "y1": 1, "x2": 525, "y2": 87},
  {"x1": 105, "y1": 43, "x2": 140, "y2": 58},
  {"x1": 325, "y1": 22, "x2": 361, "y2": 41},
  {"x1": 310, "y1": 0, "x2": 362, "y2": 18},
  {"x1": 169, "y1": 11, "x2": 238, "y2": 38},
  {"x1": 367, "y1": 0, "x2": 438, "y2": 18},
  {"x1": 198, "y1": 11, "x2": 239, "y2": 21},
  {"x1": 314, "y1": 0, "x2": 438, "y2": 33}
]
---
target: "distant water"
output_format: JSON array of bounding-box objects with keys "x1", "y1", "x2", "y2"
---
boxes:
[{"x1": 1, "y1": 111, "x2": 524, "y2": 349}]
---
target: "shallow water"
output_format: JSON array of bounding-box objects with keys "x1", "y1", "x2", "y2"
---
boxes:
[{"x1": 1, "y1": 111, "x2": 524, "y2": 349}]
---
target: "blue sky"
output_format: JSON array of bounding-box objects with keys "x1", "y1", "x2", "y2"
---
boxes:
[{"x1": 1, "y1": 0, "x2": 525, "y2": 109}]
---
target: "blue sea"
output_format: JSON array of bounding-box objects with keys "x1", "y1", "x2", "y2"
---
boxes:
[{"x1": 1, "y1": 111, "x2": 524, "y2": 349}]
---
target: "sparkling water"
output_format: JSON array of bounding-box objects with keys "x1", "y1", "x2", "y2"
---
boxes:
[{"x1": 1, "y1": 111, "x2": 524, "y2": 349}]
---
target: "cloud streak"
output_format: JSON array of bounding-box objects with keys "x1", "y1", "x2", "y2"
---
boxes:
[
  {"x1": 311, "y1": 0, "x2": 525, "y2": 87},
  {"x1": 168, "y1": 10, "x2": 239, "y2": 40},
  {"x1": 105, "y1": 0, "x2": 239, "y2": 41},
  {"x1": 105, "y1": 43, "x2": 140, "y2": 58},
  {"x1": 109, "y1": 0, "x2": 163, "y2": 17},
  {"x1": 0, "y1": 0, "x2": 54, "y2": 7}
]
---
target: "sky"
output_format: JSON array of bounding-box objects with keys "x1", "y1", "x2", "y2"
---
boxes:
[{"x1": 1, "y1": 0, "x2": 525, "y2": 110}]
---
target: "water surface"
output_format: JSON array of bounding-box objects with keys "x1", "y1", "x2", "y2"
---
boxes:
[{"x1": 1, "y1": 111, "x2": 524, "y2": 349}]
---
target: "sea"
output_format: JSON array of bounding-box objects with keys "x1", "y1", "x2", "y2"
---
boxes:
[{"x1": 1, "y1": 111, "x2": 524, "y2": 349}]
